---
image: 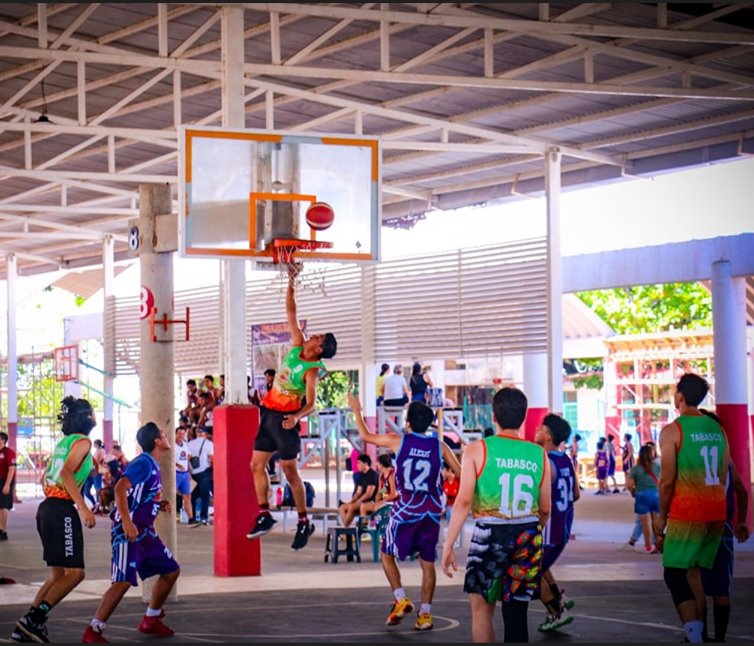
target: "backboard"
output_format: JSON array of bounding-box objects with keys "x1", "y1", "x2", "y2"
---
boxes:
[{"x1": 179, "y1": 127, "x2": 381, "y2": 265}]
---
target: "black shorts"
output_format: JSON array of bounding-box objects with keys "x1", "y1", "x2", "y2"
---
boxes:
[
  {"x1": 36, "y1": 497, "x2": 85, "y2": 569},
  {"x1": 254, "y1": 407, "x2": 302, "y2": 461},
  {"x1": 0, "y1": 478, "x2": 13, "y2": 510}
]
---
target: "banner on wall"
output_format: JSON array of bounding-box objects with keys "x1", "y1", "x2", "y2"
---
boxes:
[{"x1": 249, "y1": 320, "x2": 307, "y2": 394}]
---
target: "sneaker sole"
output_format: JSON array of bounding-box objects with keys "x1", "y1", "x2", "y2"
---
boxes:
[
  {"x1": 14, "y1": 623, "x2": 48, "y2": 644},
  {"x1": 247, "y1": 523, "x2": 277, "y2": 540},
  {"x1": 552, "y1": 615, "x2": 575, "y2": 630},
  {"x1": 414, "y1": 624, "x2": 433, "y2": 631}
]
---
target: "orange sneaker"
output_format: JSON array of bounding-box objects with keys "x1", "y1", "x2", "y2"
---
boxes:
[
  {"x1": 138, "y1": 616, "x2": 175, "y2": 637},
  {"x1": 385, "y1": 597, "x2": 414, "y2": 626}
]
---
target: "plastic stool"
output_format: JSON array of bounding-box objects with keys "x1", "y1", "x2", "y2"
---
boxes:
[{"x1": 324, "y1": 526, "x2": 361, "y2": 563}]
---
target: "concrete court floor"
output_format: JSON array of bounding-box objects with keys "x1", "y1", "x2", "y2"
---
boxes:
[{"x1": 0, "y1": 472, "x2": 752, "y2": 644}]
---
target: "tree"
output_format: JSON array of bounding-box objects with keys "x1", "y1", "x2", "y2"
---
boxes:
[
  {"x1": 570, "y1": 282, "x2": 713, "y2": 389},
  {"x1": 577, "y1": 282, "x2": 712, "y2": 335}
]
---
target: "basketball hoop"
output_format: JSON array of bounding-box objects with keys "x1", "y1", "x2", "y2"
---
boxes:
[
  {"x1": 53, "y1": 344, "x2": 79, "y2": 382},
  {"x1": 270, "y1": 238, "x2": 333, "y2": 297}
]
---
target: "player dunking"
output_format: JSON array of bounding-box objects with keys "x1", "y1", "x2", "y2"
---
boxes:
[
  {"x1": 348, "y1": 393, "x2": 461, "y2": 631},
  {"x1": 534, "y1": 414, "x2": 579, "y2": 632},
  {"x1": 82, "y1": 422, "x2": 180, "y2": 642},
  {"x1": 247, "y1": 263, "x2": 337, "y2": 550}
]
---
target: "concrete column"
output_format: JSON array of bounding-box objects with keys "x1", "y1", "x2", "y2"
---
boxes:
[
  {"x1": 102, "y1": 236, "x2": 115, "y2": 449},
  {"x1": 523, "y1": 352, "x2": 548, "y2": 442},
  {"x1": 138, "y1": 183, "x2": 176, "y2": 599},
  {"x1": 6, "y1": 254, "x2": 17, "y2": 450},
  {"x1": 545, "y1": 148, "x2": 564, "y2": 415},
  {"x1": 220, "y1": 3, "x2": 248, "y2": 406},
  {"x1": 711, "y1": 260, "x2": 751, "y2": 524},
  {"x1": 213, "y1": 4, "x2": 261, "y2": 576},
  {"x1": 360, "y1": 264, "x2": 378, "y2": 445}
]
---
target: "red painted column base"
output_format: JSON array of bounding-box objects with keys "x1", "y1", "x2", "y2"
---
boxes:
[
  {"x1": 717, "y1": 403, "x2": 752, "y2": 529},
  {"x1": 213, "y1": 405, "x2": 261, "y2": 576},
  {"x1": 524, "y1": 407, "x2": 548, "y2": 442}
]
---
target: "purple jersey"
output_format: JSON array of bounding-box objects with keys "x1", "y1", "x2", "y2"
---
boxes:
[
  {"x1": 543, "y1": 451, "x2": 576, "y2": 546},
  {"x1": 392, "y1": 432, "x2": 443, "y2": 522},
  {"x1": 595, "y1": 449, "x2": 608, "y2": 469},
  {"x1": 111, "y1": 453, "x2": 162, "y2": 536}
]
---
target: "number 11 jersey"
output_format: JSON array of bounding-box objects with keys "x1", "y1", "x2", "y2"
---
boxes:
[{"x1": 670, "y1": 415, "x2": 727, "y2": 522}]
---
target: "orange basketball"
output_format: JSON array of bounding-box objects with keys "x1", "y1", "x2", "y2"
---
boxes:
[{"x1": 305, "y1": 202, "x2": 335, "y2": 231}]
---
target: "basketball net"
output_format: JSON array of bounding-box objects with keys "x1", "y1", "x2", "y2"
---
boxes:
[{"x1": 272, "y1": 239, "x2": 330, "y2": 298}]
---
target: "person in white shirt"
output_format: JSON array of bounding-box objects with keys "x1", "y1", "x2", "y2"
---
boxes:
[
  {"x1": 382, "y1": 365, "x2": 410, "y2": 407},
  {"x1": 175, "y1": 427, "x2": 194, "y2": 525},
  {"x1": 187, "y1": 428, "x2": 214, "y2": 527}
]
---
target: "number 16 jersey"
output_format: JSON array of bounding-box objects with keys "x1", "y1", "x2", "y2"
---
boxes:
[{"x1": 473, "y1": 436, "x2": 546, "y2": 524}]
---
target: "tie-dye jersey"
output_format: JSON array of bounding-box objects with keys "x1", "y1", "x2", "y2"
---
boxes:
[
  {"x1": 111, "y1": 453, "x2": 163, "y2": 534},
  {"x1": 669, "y1": 414, "x2": 727, "y2": 522},
  {"x1": 261, "y1": 347, "x2": 326, "y2": 412},
  {"x1": 473, "y1": 436, "x2": 546, "y2": 524},
  {"x1": 392, "y1": 432, "x2": 443, "y2": 522}
]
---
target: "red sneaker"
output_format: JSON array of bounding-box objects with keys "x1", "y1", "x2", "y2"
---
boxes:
[
  {"x1": 138, "y1": 616, "x2": 175, "y2": 637},
  {"x1": 82, "y1": 625, "x2": 109, "y2": 643}
]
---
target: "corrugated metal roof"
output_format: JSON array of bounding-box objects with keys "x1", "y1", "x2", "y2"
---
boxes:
[{"x1": 0, "y1": 3, "x2": 753, "y2": 278}]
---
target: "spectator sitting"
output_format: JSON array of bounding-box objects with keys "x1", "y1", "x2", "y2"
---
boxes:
[
  {"x1": 441, "y1": 461, "x2": 460, "y2": 519},
  {"x1": 360, "y1": 453, "x2": 397, "y2": 518},
  {"x1": 338, "y1": 454, "x2": 379, "y2": 527},
  {"x1": 182, "y1": 378, "x2": 201, "y2": 426},
  {"x1": 249, "y1": 369, "x2": 276, "y2": 407}
]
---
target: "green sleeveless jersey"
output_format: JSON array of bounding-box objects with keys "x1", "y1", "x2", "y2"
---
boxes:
[
  {"x1": 262, "y1": 347, "x2": 327, "y2": 412},
  {"x1": 44, "y1": 434, "x2": 93, "y2": 500},
  {"x1": 669, "y1": 414, "x2": 727, "y2": 522},
  {"x1": 473, "y1": 435, "x2": 546, "y2": 523}
]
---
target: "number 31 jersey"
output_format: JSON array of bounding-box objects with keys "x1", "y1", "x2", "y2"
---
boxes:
[
  {"x1": 473, "y1": 436, "x2": 546, "y2": 524},
  {"x1": 670, "y1": 415, "x2": 727, "y2": 522}
]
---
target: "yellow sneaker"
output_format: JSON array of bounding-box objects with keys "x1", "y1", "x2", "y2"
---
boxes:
[
  {"x1": 385, "y1": 597, "x2": 414, "y2": 626},
  {"x1": 414, "y1": 612, "x2": 433, "y2": 631}
]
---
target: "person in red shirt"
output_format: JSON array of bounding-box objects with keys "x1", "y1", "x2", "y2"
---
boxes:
[
  {"x1": 0, "y1": 431, "x2": 17, "y2": 540},
  {"x1": 441, "y1": 462, "x2": 460, "y2": 518}
]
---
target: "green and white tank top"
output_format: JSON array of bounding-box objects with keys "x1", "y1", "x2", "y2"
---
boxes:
[
  {"x1": 44, "y1": 434, "x2": 93, "y2": 500},
  {"x1": 473, "y1": 435, "x2": 546, "y2": 524}
]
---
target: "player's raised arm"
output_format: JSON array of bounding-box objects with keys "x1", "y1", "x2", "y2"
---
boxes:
[
  {"x1": 285, "y1": 264, "x2": 305, "y2": 346},
  {"x1": 347, "y1": 392, "x2": 400, "y2": 452}
]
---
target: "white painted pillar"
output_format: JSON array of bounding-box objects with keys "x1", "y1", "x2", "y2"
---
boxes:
[
  {"x1": 523, "y1": 352, "x2": 548, "y2": 441},
  {"x1": 545, "y1": 148, "x2": 564, "y2": 415},
  {"x1": 102, "y1": 236, "x2": 115, "y2": 449},
  {"x1": 220, "y1": 4, "x2": 248, "y2": 405},
  {"x1": 6, "y1": 254, "x2": 17, "y2": 450},
  {"x1": 360, "y1": 264, "x2": 377, "y2": 419},
  {"x1": 711, "y1": 260, "x2": 751, "y2": 519}
]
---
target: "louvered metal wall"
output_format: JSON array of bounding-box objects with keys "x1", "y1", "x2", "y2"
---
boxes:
[{"x1": 108, "y1": 238, "x2": 547, "y2": 376}]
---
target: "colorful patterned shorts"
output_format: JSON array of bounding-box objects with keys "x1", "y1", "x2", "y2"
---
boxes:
[{"x1": 463, "y1": 521, "x2": 543, "y2": 603}]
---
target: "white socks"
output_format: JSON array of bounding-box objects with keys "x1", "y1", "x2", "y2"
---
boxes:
[
  {"x1": 420, "y1": 603, "x2": 432, "y2": 615},
  {"x1": 684, "y1": 620, "x2": 704, "y2": 643},
  {"x1": 146, "y1": 607, "x2": 162, "y2": 618},
  {"x1": 90, "y1": 619, "x2": 106, "y2": 633},
  {"x1": 394, "y1": 588, "x2": 406, "y2": 602}
]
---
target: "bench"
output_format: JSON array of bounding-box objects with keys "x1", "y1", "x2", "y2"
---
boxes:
[{"x1": 275, "y1": 505, "x2": 341, "y2": 535}]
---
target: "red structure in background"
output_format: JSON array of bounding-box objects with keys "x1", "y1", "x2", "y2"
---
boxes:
[{"x1": 213, "y1": 405, "x2": 261, "y2": 576}]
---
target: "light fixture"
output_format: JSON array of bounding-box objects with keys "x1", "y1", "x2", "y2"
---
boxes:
[{"x1": 34, "y1": 79, "x2": 52, "y2": 124}]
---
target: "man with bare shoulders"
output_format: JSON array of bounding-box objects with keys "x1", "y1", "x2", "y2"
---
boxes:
[
  {"x1": 246, "y1": 264, "x2": 337, "y2": 550},
  {"x1": 654, "y1": 373, "x2": 729, "y2": 644}
]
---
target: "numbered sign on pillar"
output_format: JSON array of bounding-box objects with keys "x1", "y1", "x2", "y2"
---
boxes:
[{"x1": 140, "y1": 286, "x2": 155, "y2": 320}]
